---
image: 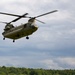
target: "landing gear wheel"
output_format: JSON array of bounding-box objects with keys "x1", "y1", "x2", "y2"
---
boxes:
[
  {"x1": 13, "y1": 40, "x2": 15, "y2": 42},
  {"x1": 3, "y1": 37, "x2": 5, "y2": 40},
  {"x1": 26, "y1": 36, "x2": 29, "y2": 39}
]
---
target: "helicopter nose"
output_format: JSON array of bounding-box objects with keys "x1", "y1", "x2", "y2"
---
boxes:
[
  {"x1": 34, "y1": 26, "x2": 38, "y2": 30},
  {"x1": 31, "y1": 25, "x2": 38, "y2": 30}
]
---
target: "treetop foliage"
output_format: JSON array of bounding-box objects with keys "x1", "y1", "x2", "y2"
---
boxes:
[{"x1": 0, "y1": 66, "x2": 75, "y2": 75}]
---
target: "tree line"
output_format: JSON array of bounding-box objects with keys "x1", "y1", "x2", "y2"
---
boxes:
[{"x1": 0, "y1": 66, "x2": 75, "y2": 75}]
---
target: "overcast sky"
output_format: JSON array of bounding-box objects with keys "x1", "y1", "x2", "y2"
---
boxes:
[{"x1": 0, "y1": 0, "x2": 75, "y2": 69}]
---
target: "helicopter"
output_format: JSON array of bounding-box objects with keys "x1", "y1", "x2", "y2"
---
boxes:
[{"x1": 0, "y1": 10, "x2": 58, "y2": 42}]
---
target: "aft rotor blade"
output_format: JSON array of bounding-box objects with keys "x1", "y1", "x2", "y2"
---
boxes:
[
  {"x1": 0, "y1": 12, "x2": 21, "y2": 17},
  {"x1": 9, "y1": 13, "x2": 28, "y2": 23},
  {"x1": 0, "y1": 21, "x2": 8, "y2": 24},
  {"x1": 0, "y1": 12, "x2": 28, "y2": 17},
  {"x1": 35, "y1": 10, "x2": 58, "y2": 18}
]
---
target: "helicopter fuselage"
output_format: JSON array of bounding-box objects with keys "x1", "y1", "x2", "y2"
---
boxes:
[
  {"x1": 0, "y1": 10, "x2": 58, "y2": 42},
  {"x1": 2, "y1": 23, "x2": 38, "y2": 41}
]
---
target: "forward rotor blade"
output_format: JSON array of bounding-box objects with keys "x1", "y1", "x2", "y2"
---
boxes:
[
  {"x1": 26, "y1": 17, "x2": 45, "y2": 24},
  {"x1": 35, "y1": 10, "x2": 58, "y2": 18},
  {"x1": 35, "y1": 19, "x2": 45, "y2": 24}
]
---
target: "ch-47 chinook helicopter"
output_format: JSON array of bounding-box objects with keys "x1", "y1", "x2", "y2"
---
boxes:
[{"x1": 0, "y1": 10, "x2": 57, "y2": 42}]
